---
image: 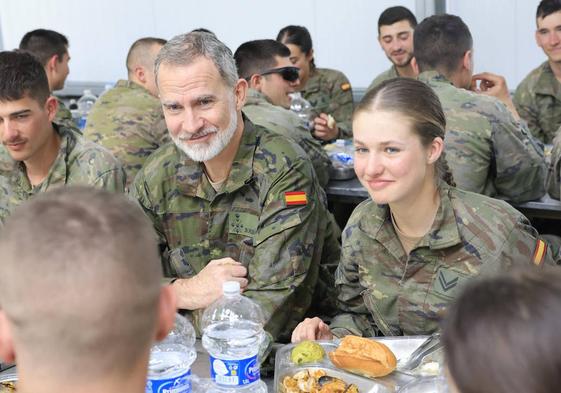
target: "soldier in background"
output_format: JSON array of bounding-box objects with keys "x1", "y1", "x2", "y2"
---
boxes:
[
  {"x1": 514, "y1": 0, "x2": 561, "y2": 144},
  {"x1": 366, "y1": 6, "x2": 418, "y2": 92},
  {"x1": 0, "y1": 51, "x2": 125, "y2": 224},
  {"x1": 130, "y1": 32, "x2": 340, "y2": 343},
  {"x1": 84, "y1": 37, "x2": 169, "y2": 187},
  {"x1": 0, "y1": 187, "x2": 176, "y2": 393},
  {"x1": 414, "y1": 14, "x2": 546, "y2": 203},
  {"x1": 291, "y1": 78, "x2": 556, "y2": 342},
  {"x1": 277, "y1": 25, "x2": 353, "y2": 140},
  {"x1": 19, "y1": 29, "x2": 75, "y2": 130},
  {"x1": 234, "y1": 39, "x2": 331, "y2": 188}
]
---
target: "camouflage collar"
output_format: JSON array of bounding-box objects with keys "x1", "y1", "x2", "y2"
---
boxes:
[
  {"x1": 175, "y1": 115, "x2": 256, "y2": 200},
  {"x1": 358, "y1": 183, "x2": 463, "y2": 251},
  {"x1": 245, "y1": 88, "x2": 273, "y2": 106},
  {"x1": 115, "y1": 79, "x2": 146, "y2": 91},
  {"x1": 301, "y1": 68, "x2": 322, "y2": 94},
  {"x1": 533, "y1": 62, "x2": 561, "y2": 98},
  {"x1": 418, "y1": 71, "x2": 453, "y2": 86}
]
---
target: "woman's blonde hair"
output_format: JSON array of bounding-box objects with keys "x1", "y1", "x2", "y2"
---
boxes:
[{"x1": 354, "y1": 77, "x2": 455, "y2": 186}]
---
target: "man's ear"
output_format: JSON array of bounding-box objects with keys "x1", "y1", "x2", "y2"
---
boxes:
[
  {"x1": 154, "y1": 285, "x2": 177, "y2": 342},
  {"x1": 462, "y1": 50, "x2": 473, "y2": 72},
  {"x1": 411, "y1": 56, "x2": 419, "y2": 75},
  {"x1": 134, "y1": 66, "x2": 147, "y2": 84},
  {"x1": 233, "y1": 78, "x2": 248, "y2": 111},
  {"x1": 46, "y1": 54, "x2": 58, "y2": 73},
  {"x1": 0, "y1": 311, "x2": 16, "y2": 363},
  {"x1": 248, "y1": 74, "x2": 262, "y2": 91},
  {"x1": 45, "y1": 96, "x2": 59, "y2": 122}
]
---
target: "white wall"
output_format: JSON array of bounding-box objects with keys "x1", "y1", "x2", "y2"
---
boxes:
[
  {"x1": 0, "y1": 0, "x2": 546, "y2": 90},
  {"x1": 447, "y1": 0, "x2": 544, "y2": 89},
  {"x1": 0, "y1": 0, "x2": 415, "y2": 89}
]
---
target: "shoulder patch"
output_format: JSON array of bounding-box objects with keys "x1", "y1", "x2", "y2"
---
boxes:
[
  {"x1": 340, "y1": 82, "x2": 351, "y2": 92},
  {"x1": 284, "y1": 191, "x2": 307, "y2": 206},
  {"x1": 533, "y1": 239, "x2": 547, "y2": 266}
]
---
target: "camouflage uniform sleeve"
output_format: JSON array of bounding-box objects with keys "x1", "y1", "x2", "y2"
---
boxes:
[
  {"x1": 491, "y1": 102, "x2": 546, "y2": 202},
  {"x1": 498, "y1": 214, "x2": 558, "y2": 267},
  {"x1": 154, "y1": 116, "x2": 171, "y2": 146},
  {"x1": 129, "y1": 171, "x2": 174, "y2": 281},
  {"x1": 91, "y1": 164, "x2": 126, "y2": 193},
  {"x1": 513, "y1": 83, "x2": 545, "y2": 143},
  {"x1": 330, "y1": 73, "x2": 354, "y2": 139},
  {"x1": 328, "y1": 210, "x2": 378, "y2": 338},
  {"x1": 242, "y1": 158, "x2": 327, "y2": 341}
]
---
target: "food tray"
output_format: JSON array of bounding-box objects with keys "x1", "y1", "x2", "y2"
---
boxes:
[{"x1": 275, "y1": 336, "x2": 442, "y2": 393}]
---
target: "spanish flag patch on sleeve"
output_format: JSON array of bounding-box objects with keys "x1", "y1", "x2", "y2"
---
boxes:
[
  {"x1": 341, "y1": 82, "x2": 351, "y2": 92},
  {"x1": 284, "y1": 191, "x2": 307, "y2": 206},
  {"x1": 533, "y1": 239, "x2": 547, "y2": 266}
]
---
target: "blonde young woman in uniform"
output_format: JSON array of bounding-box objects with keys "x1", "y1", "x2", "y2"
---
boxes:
[
  {"x1": 277, "y1": 25, "x2": 354, "y2": 141},
  {"x1": 292, "y1": 78, "x2": 557, "y2": 341}
]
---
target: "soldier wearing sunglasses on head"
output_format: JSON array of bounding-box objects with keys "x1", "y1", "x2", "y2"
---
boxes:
[{"x1": 234, "y1": 39, "x2": 331, "y2": 187}]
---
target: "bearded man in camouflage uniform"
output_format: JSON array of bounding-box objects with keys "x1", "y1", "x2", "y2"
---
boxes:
[
  {"x1": 414, "y1": 14, "x2": 546, "y2": 203},
  {"x1": 514, "y1": 0, "x2": 561, "y2": 144},
  {"x1": 234, "y1": 39, "x2": 331, "y2": 188},
  {"x1": 84, "y1": 37, "x2": 169, "y2": 187},
  {"x1": 0, "y1": 51, "x2": 125, "y2": 224},
  {"x1": 19, "y1": 29, "x2": 75, "y2": 131},
  {"x1": 130, "y1": 32, "x2": 340, "y2": 342}
]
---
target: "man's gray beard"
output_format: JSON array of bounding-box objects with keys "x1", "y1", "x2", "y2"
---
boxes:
[{"x1": 171, "y1": 98, "x2": 239, "y2": 162}]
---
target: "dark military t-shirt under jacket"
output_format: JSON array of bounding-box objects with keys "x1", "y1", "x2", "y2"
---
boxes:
[
  {"x1": 329, "y1": 183, "x2": 556, "y2": 338},
  {"x1": 131, "y1": 118, "x2": 340, "y2": 341}
]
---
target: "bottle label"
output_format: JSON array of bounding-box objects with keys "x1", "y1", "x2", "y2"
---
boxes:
[
  {"x1": 209, "y1": 354, "x2": 260, "y2": 386},
  {"x1": 146, "y1": 369, "x2": 191, "y2": 393}
]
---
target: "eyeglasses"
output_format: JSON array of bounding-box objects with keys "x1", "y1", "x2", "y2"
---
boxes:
[{"x1": 259, "y1": 66, "x2": 300, "y2": 82}]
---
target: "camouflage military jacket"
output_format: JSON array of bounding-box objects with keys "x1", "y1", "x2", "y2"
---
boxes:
[
  {"x1": 329, "y1": 184, "x2": 555, "y2": 337},
  {"x1": 83, "y1": 80, "x2": 169, "y2": 188},
  {"x1": 54, "y1": 98, "x2": 79, "y2": 132},
  {"x1": 0, "y1": 125, "x2": 126, "y2": 223},
  {"x1": 419, "y1": 71, "x2": 546, "y2": 203},
  {"x1": 242, "y1": 88, "x2": 331, "y2": 187},
  {"x1": 366, "y1": 65, "x2": 398, "y2": 93},
  {"x1": 302, "y1": 67, "x2": 354, "y2": 138},
  {"x1": 131, "y1": 118, "x2": 340, "y2": 341},
  {"x1": 513, "y1": 61, "x2": 561, "y2": 144}
]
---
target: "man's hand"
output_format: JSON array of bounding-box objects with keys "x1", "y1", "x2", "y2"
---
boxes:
[
  {"x1": 291, "y1": 317, "x2": 333, "y2": 343},
  {"x1": 313, "y1": 113, "x2": 339, "y2": 141},
  {"x1": 471, "y1": 72, "x2": 520, "y2": 120},
  {"x1": 172, "y1": 258, "x2": 248, "y2": 310}
]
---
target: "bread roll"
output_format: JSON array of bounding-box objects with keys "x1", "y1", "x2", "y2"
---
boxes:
[{"x1": 328, "y1": 335, "x2": 397, "y2": 378}]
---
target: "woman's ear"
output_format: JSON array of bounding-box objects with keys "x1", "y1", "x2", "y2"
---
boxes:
[{"x1": 428, "y1": 136, "x2": 444, "y2": 164}]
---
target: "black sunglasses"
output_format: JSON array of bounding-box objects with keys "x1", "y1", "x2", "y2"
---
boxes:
[{"x1": 259, "y1": 66, "x2": 300, "y2": 82}]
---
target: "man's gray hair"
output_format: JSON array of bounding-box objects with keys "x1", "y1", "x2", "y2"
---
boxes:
[{"x1": 155, "y1": 31, "x2": 239, "y2": 88}]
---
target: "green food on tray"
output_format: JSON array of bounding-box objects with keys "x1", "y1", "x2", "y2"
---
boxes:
[{"x1": 291, "y1": 341, "x2": 326, "y2": 364}]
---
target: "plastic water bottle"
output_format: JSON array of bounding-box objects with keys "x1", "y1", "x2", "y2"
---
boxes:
[
  {"x1": 146, "y1": 313, "x2": 198, "y2": 393},
  {"x1": 289, "y1": 92, "x2": 314, "y2": 131},
  {"x1": 202, "y1": 281, "x2": 267, "y2": 393},
  {"x1": 76, "y1": 89, "x2": 97, "y2": 130}
]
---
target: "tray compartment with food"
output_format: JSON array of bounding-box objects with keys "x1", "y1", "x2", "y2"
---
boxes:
[
  {"x1": 0, "y1": 369, "x2": 17, "y2": 393},
  {"x1": 275, "y1": 336, "x2": 444, "y2": 393}
]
